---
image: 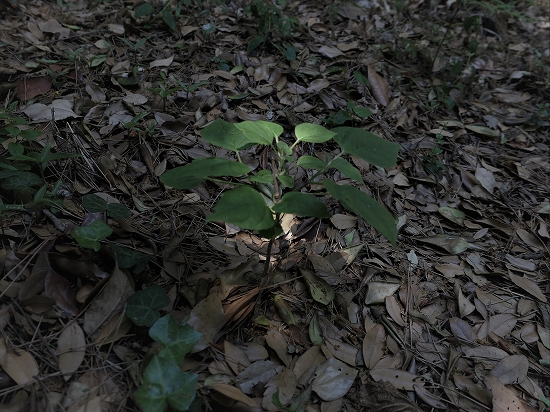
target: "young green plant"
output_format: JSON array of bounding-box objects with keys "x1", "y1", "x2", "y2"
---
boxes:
[{"x1": 161, "y1": 120, "x2": 399, "y2": 274}]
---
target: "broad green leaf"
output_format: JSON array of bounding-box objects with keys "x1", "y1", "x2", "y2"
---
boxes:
[
  {"x1": 258, "y1": 222, "x2": 283, "y2": 239},
  {"x1": 353, "y1": 70, "x2": 370, "y2": 86},
  {"x1": 82, "y1": 194, "x2": 108, "y2": 212},
  {"x1": 200, "y1": 119, "x2": 252, "y2": 152},
  {"x1": 249, "y1": 170, "x2": 273, "y2": 183},
  {"x1": 163, "y1": 10, "x2": 177, "y2": 31},
  {"x1": 19, "y1": 129, "x2": 44, "y2": 142},
  {"x1": 247, "y1": 35, "x2": 264, "y2": 53},
  {"x1": 235, "y1": 121, "x2": 283, "y2": 145},
  {"x1": 135, "y1": 3, "x2": 154, "y2": 18},
  {"x1": 330, "y1": 158, "x2": 363, "y2": 183},
  {"x1": 294, "y1": 123, "x2": 336, "y2": 143},
  {"x1": 126, "y1": 286, "x2": 170, "y2": 327},
  {"x1": 8, "y1": 142, "x2": 24, "y2": 156},
  {"x1": 149, "y1": 315, "x2": 202, "y2": 365},
  {"x1": 71, "y1": 220, "x2": 113, "y2": 251},
  {"x1": 352, "y1": 106, "x2": 372, "y2": 118},
  {"x1": 333, "y1": 127, "x2": 399, "y2": 168},
  {"x1": 1, "y1": 172, "x2": 43, "y2": 192},
  {"x1": 207, "y1": 186, "x2": 275, "y2": 230},
  {"x1": 309, "y1": 315, "x2": 323, "y2": 345},
  {"x1": 161, "y1": 158, "x2": 250, "y2": 189},
  {"x1": 277, "y1": 175, "x2": 293, "y2": 188},
  {"x1": 106, "y1": 203, "x2": 131, "y2": 218},
  {"x1": 110, "y1": 244, "x2": 151, "y2": 273},
  {"x1": 299, "y1": 267, "x2": 334, "y2": 305},
  {"x1": 297, "y1": 155, "x2": 326, "y2": 170},
  {"x1": 136, "y1": 356, "x2": 198, "y2": 412},
  {"x1": 272, "y1": 192, "x2": 330, "y2": 218},
  {"x1": 323, "y1": 180, "x2": 396, "y2": 246}
]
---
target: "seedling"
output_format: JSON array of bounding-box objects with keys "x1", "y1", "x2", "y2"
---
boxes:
[{"x1": 161, "y1": 120, "x2": 399, "y2": 275}]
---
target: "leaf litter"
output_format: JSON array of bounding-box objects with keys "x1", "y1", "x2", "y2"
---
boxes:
[{"x1": 0, "y1": 0, "x2": 549, "y2": 410}]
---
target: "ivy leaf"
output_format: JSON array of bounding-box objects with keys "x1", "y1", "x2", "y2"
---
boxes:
[
  {"x1": 149, "y1": 315, "x2": 202, "y2": 365},
  {"x1": 135, "y1": 356, "x2": 199, "y2": 412},
  {"x1": 71, "y1": 220, "x2": 113, "y2": 251},
  {"x1": 323, "y1": 180, "x2": 396, "y2": 246},
  {"x1": 82, "y1": 194, "x2": 108, "y2": 212},
  {"x1": 249, "y1": 170, "x2": 273, "y2": 183},
  {"x1": 272, "y1": 192, "x2": 330, "y2": 218},
  {"x1": 207, "y1": 186, "x2": 274, "y2": 230},
  {"x1": 135, "y1": 3, "x2": 154, "y2": 18},
  {"x1": 110, "y1": 245, "x2": 151, "y2": 273},
  {"x1": 126, "y1": 286, "x2": 170, "y2": 327},
  {"x1": 0, "y1": 172, "x2": 42, "y2": 192}
]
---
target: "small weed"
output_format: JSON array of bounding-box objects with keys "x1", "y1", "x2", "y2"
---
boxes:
[{"x1": 244, "y1": 0, "x2": 299, "y2": 60}]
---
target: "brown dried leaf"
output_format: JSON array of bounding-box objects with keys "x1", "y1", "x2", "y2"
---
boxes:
[
  {"x1": 58, "y1": 323, "x2": 86, "y2": 380},
  {"x1": 224, "y1": 341, "x2": 250, "y2": 375},
  {"x1": 210, "y1": 383, "x2": 258, "y2": 407},
  {"x1": 370, "y1": 368, "x2": 424, "y2": 391},
  {"x1": 485, "y1": 375, "x2": 526, "y2": 412},
  {"x1": 488, "y1": 354, "x2": 529, "y2": 384},
  {"x1": 385, "y1": 296, "x2": 405, "y2": 326},
  {"x1": 449, "y1": 317, "x2": 477, "y2": 342},
  {"x1": 265, "y1": 328, "x2": 292, "y2": 367},
  {"x1": 508, "y1": 272, "x2": 547, "y2": 302},
  {"x1": 188, "y1": 294, "x2": 224, "y2": 353},
  {"x1": 45, "y1": 268, "x2": 79, "y2": 316},
  {"x1": 367, "y1": 66, "x2": 389, "y2": 107},
  {"x1": 363, "y1": 324, "x2": 385, "y2": 369},
  {"x1": 477, "y1": 314, "x2": 517, "y2": 340},
  {"x1": 0, "y1": 338, "x2": 39, "y2": 385},
  {"x1": 83, "y1": 266, "x2": 134, "y2": 336}
]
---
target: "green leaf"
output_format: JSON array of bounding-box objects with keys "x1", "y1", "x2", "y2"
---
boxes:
[
  {"x1": 299, "y1": 267, "x2": 335, "y2": 305},
  {"x1": 272, "y1": 192, "x2": 330, "y2": 218},
  {"x1": 249, "y1": 169, "x2": 273, "y2": 183},
  {"x1": 297, "y1": 155, "x2": 326, "y2": 170},
  {"x1": 126, "y1": 286, "x2": 170, "y2": 327},
  {"x1": 163, "y1": 10, "x2": 177, "y2": 31},
  {"x1": 161, "y1": 158, "x2": 250, "y2": 189},
  {"x1": 333, "y1": 127, "x2": 399, "y2": 169},
  {"x1": 353, "y1": 70, "x2": 370, "y2": 86},
  {"x1": 235, "y1": 121, "x2": 283, "y2": 145},
  {"x1": 90, "y1": 55, "x2": 107, "y2": 67},
  {"x1": 136, "y1": 356, "x2": 198, "y2": 412},
  {"x1": 1, "y1": 172, "x2": 43, "y2": 192},
  {"x1": 258, "y1": 222, "x2": 283, "y2": 239},
  {"x1": 247, "y1": 35, "x2": 264, "y2": 53},
  {"x1": 294, "y1": 123, "x2": 336, "y2": 144},
  {"x1": 200, "y1": 119, "x2": 253, "y2": 152},
  {"x1": 8, "y1": 142, "x2": 24, "y2": 156},
  {"x1": 135, "y1": 3, "x2": 154, "y2": 18},
  {"x1": 149, "y1": 315, "x2": 202, "y2": 365},
  {"x1": 110, "y1": 244, "x2": 151, "y2": 273},
  {"x1": 19, "y1": 129, "x2": 43, "y2": 141},
  {"x1": 106, "y1": 202, "x2": 131, "y2": 218},
  {"x1": 82, "y1": 194, "x2": 108, "y2": 212},
  {"x1": 323, "y1": 180, "x2": 396, "y2": 246},
  {"x1": 330, "y1": 158, "x2": 363, "y2": 183},
  {"x1": 277, "y1": 175, "x2": 293, "y2": 188},
  {"x1": 71, "y1": 220, "x2": 113, "y2": 251},
  {"x1": 352, "y1": 106, "x2": 372, "y2": 118},
  {"x1": 207, "y1": 186, "x2": 275, "y2": 230}
]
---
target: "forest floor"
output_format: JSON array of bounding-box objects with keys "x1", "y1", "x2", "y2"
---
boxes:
[{"x1": 0, "y1": 0, "x2": 549, "y2": 411}]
